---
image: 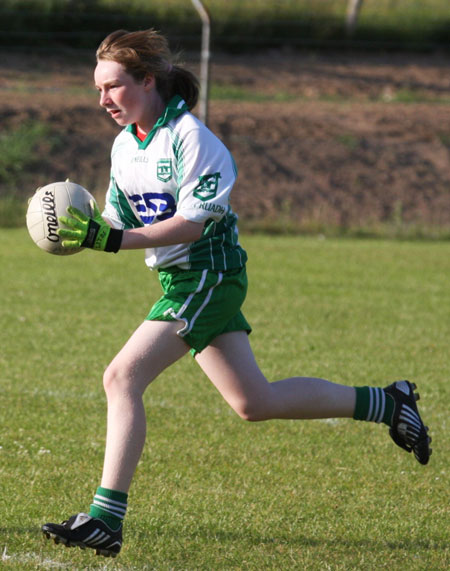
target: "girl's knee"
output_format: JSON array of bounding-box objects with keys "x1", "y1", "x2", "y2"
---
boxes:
[
  {"x1": 233, "y1": 397, "x2": 271, "y2": 422},
  {"x1": 103, "y1": 358, "x2": 156, "y2": 400},
  {"x1": 103, "y1": 361, "x2": 132, "y2": 397}
]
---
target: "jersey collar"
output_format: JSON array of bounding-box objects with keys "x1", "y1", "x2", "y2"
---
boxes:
[{"x1": 127, "y1": 95, "x2": 189, "y2": 149}]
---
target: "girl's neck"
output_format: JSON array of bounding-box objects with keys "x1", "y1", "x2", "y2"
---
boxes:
[{"x1": 136, "y1": 95, "x2": 166, "y2": 136}]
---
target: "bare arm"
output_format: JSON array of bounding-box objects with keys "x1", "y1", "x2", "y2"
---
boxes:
[{"x1": 119, "y1": 215, "x2": 204, "y2": 250}]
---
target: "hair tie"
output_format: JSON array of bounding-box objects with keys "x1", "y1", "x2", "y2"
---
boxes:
[{"x1": 167, "y1": 63, "x2": 174, "y2": 73}]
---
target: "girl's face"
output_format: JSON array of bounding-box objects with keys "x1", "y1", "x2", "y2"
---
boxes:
[{"x1": 94, "y1": 60, "x2": 155, "y2": 129}]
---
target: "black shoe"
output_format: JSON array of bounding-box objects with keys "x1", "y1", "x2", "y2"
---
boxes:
[
  {"x1": 384, "y1": 380, "x2": 431, "y2": 465},
  {"x1": 42, "y1": 513, "x2": 122, "y2": 557}
]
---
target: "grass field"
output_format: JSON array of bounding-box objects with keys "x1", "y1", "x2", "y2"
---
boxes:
[
  {"x1": 2, "y1": 0, "x2": 449, "y2": 50},
  {"x1": 4, "y1": 0, "x2": 450, "y2": 33},
  {"x1": 1, "y1": 229, "x2": 449, "y2": 569}
]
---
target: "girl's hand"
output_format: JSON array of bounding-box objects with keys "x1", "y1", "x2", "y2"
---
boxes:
[{"x1": 58, "y1": 200, "x2": 123, "y2": 252}]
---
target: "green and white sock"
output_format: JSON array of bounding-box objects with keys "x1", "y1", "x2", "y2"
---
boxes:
[
  {"x1": 353, "y1": 386, "x2": 394, "y2": 426},
  {"x1": 89, "y1": 486, "x2": 128, "y2": 530}
]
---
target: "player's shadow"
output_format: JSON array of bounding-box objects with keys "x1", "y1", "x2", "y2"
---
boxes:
[{"x1": 137, "y1": 524, "x2": 449, "y2": 553}]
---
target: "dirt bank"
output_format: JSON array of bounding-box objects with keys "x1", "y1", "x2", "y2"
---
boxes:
[{"x1": 1, "y1": 49, "x2": 449, "y2": 233}]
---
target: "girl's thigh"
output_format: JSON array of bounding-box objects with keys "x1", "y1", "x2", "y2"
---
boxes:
[
  {"x1": 106, "y1": 320, "x2": 190, "y2": 393},
  {"x1": 195, "y1": 330, "x2": 271, "y2": 414}
]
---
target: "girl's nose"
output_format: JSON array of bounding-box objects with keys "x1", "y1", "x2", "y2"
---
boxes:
[{"x1": 99, "y1": 90, "x2": 110, "y2": 107}]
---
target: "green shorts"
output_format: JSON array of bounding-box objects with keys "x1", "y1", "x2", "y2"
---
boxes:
[{"x1": 146, "y1": 266, "x2": 251, "y2": 355}]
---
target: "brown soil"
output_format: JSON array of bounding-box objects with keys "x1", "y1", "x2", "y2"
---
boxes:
[{"x1": 1, "y1": 49, "x2": 450, "y2": 233}]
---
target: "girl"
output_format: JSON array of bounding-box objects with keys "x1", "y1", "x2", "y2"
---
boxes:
[{"x1": 42, "y1": 29, "x2": 431, "y2": 558}]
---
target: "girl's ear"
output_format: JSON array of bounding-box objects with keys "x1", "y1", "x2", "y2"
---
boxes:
[{"x1": 143, "y1": 74, "x2": 156, "y2": 91}]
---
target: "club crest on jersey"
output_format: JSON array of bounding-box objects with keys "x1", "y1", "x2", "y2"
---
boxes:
[
  {"x1": 193, "y1": 173, "x2": 221, "y2": 201},
  {"x1": 157, "y1": 159, "x2": 173, "y2": 182}
]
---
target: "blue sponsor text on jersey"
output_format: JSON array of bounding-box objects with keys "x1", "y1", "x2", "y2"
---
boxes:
[{"x1": 130, "y1": 192, "x2": 176, "y2": 224}]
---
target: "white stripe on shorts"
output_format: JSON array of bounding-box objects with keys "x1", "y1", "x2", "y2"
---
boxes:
[
  {"x1": 164, "y1": 270, "x2": 223, "y2": 338},
  {"x1": 183, "y1": 272, "x2": 223, "y2": 336}
]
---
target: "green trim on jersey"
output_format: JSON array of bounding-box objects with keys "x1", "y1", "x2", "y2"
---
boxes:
[
  {"x1": 107, "y1": 96, "x2": 247, "y2": 271},
  {"x1": 126, "y1": 96, "x2": 189, "y2": 150},
  {"x1": 166, "y1": 123, "x2": 185, "y2": 202},
  {"x1": 187, "y1": 208, "x2": 247, "y2": 271},
  {"x1": 109, "y1": 177, "x2": 144, "y2": 229}
]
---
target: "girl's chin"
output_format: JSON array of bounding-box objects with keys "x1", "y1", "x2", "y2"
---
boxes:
[
  {"x1": 113, "y1": 118, "x2": 128, "y2": 126},
  {"x1": 109, "y1": 111, "x2": 128, "y2": 125}
]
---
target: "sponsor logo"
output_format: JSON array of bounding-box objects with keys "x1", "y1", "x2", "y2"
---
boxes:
[
  {"x1": 40, "y1": 190, "x2": 59, "y2": 242},
  {"x1": 130, "y1": 192, "x2": 176, "y2": 224},
  {"x1": 193, "y1": 172, "x2": 221, "y2": 201},
  {"x1": 157, "y1": 159, "x2": 173, "y2": 182},
  {"x1": 131, "y1": 155, "x2": 149, "y2": 163}
]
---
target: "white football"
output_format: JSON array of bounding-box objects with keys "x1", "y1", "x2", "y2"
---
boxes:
[{"x1": 26, "y1": 181, "x2": 94, "y2": 255}]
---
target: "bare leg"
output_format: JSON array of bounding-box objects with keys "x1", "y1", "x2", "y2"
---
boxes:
[
  {"x1": 101, "y1": 321, "x2": 190, "y2": 492},
  {"x1": 195, "y1": 331, "x2": 355, "y2": 421}
]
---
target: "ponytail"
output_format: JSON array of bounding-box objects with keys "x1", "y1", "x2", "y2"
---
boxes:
[{"x1": 159, "y1": 65, "x2": 199, "y2": 110}]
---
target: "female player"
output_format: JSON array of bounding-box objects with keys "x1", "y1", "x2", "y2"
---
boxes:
[{"x1": 42, "y1": 29, "x2": 431, "y2": 558}]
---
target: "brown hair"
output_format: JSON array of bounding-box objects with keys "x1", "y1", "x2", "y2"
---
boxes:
[{"x1": 96, "y1": 29, "x2": 199, "y2": 110}]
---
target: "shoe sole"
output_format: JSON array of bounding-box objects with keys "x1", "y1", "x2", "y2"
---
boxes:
[
  {"x1": 389, "y1": 381, "x2": 432, "y2": 465},
  {"x1": 43, "y1": 530, "x2": 119, "y2": 558},
  {"x1": 408, "y1": 383, "x2": 432, "y2": 465}
]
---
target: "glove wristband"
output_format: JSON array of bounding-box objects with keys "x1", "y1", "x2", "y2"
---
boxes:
[
  {"x1": 105, "y1": 229, "x2": 123, "y2": 253},
  {"x1": 81, "y1": 220, "x2": 123, "y2": 253}
]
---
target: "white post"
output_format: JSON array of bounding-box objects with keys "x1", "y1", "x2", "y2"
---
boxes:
[
  {"x1": 346, "y1": 0, "x2": 364, "y2": 37},
  {"x1": 191, "y1": 0, "x2": 211, "y2": 125}
]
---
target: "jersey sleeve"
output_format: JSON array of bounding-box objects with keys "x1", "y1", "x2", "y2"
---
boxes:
[
  {"x1": 102, "y1": 180, "x2": 125, "y2": 229},
  {"x1": 174, "y1": 126, "x2": 237, "y2": 224}
]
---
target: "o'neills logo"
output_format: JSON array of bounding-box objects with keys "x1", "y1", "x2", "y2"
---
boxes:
[{"x1": 40, "y1": 190, "x2": 60, "y2": 242}]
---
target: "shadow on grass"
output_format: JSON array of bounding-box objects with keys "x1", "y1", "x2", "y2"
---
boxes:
[
  {"x1": 136, "y1": 525, "x2": 449, "y2": 553},
  {"x1": 2, "y1": 524, "x2": 448, "y2": 554}
]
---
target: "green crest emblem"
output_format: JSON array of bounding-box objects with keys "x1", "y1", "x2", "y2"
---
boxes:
[
  {"x1": 157, "y1": 159, "x2": 172, "y2": 182},
  {"x1": 193, "y1": 172, "x2": 222, "y2": 201}
]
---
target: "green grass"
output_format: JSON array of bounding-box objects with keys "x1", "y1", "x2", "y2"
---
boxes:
[
  {"x1": 1, "y1": 0, "x2": 449, "y2": 49},
  {"x1": 1, "y1": 230, "x2": 449, "y2": 569},
  {"x1": 0, "y1": 122, "x2": 53, "y2": 188},
  {"x1": 5, "y1": 0, "x2": 449, "y2": 27},
  {"x1": 0, "y1": 121, "x2": 61, "y2": 228}
]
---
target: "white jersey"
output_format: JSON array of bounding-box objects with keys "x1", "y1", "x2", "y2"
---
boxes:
[{"x1": 102, "y1": 96, "x2": 247, "y2": 271}]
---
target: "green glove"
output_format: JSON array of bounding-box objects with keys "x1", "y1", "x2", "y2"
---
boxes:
[{"x1": 58, "y1": 200, "x2": 123, "y2": 253}]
